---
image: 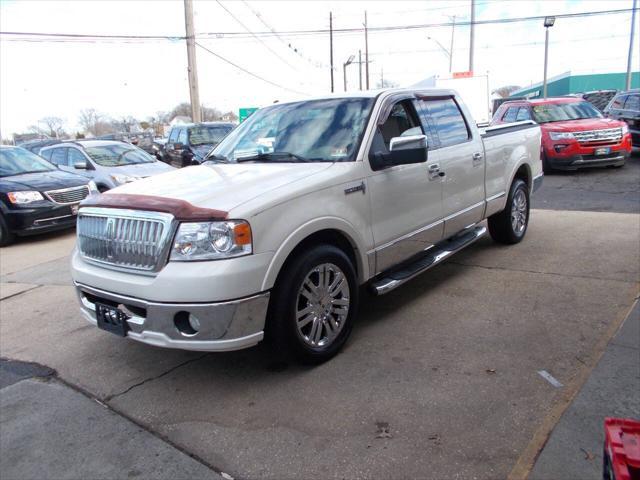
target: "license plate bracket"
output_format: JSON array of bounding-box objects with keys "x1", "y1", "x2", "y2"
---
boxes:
[
  {"x1": 95, "y1": 302, "x2": 130, "y2": 337},
  {"x1": 71, "y1": 204, "x2": 79, "y2": 215},
  {"x1": 594, "y1": 147, "x2": 611, "y2": 155}
]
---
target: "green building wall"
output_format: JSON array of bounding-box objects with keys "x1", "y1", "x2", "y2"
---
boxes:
[{"x1": 510, "y1": 72, "x2": 639, "y2": 98}]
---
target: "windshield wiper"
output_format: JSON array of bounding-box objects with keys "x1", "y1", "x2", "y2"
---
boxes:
[
  {"x1": 235, "y1": 151, "x2": 311, "y2": 163},
  {"x1": 205, "y1": 153, "x2": 229, "y2": 163}
]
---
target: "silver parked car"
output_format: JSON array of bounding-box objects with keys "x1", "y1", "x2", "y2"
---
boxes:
[{"x1": 39, "y1": 140, "x2": 175, "y2": 192}]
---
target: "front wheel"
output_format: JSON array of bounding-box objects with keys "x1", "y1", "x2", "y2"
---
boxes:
[
  {"x1": 0, "y1": 214, "x2": 15, "y2": 247},
  {"x1": 488, "y1": 178, "x2": 530, "y2": 245},
  {"x1": 267, "y1": 244, "x2": 359, "y2": 364}
]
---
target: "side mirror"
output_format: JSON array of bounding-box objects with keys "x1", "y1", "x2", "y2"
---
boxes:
[
  {"x1": 370, "y1": 134, "x2": 428, "y2": 171},
  {"x1": 74, "y1": 161, "x2": 87, "y2": 169}
]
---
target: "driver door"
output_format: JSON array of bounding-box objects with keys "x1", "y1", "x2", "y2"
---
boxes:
[{"x1": 367, "y1": 98, "x2": 444, "y2": 274}]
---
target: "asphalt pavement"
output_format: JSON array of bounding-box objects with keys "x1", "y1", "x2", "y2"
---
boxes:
[{"x1": 1, "y1": 157, "x2": 639, "y2": 480}]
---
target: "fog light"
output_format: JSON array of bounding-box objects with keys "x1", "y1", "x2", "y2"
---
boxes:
[
  {"x1": 188, "y1": 314, "x2": 201, "y2": 332},
  {"x1": 174, "y1": 311, "x2": 199, "y2": 336}
]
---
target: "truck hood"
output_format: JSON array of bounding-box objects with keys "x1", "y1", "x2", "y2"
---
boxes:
[
  {"x1": 110, "y1": 162, "x2": 334, "y2": 212},
  {"x1": 541, "y1": 117, "x2": 624, "y2": 132}
]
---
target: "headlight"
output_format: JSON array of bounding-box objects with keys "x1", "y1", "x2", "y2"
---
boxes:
[
  {"x1": 170, "y1": 220, "x2": 252, "y2": 261},
  {"x1": 7, "y1": 191, "x2": 44, "y2": 204},
  {"x1": 110, "y1": 174, "x2": 139, "y2": 185},
  {"x1": 87, "y1": 181, "x2": 99, "y2": 195},
  {"x1": 621, "y1": 123, "x2": 629, "y2": 134},
  {"x1": 549, "y1": 131, "x2": 575, "y2": 141}
]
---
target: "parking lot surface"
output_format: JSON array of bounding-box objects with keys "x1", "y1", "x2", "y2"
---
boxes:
[{"x1": 1, "y1": 184, "x2": 639, "y2": 479}]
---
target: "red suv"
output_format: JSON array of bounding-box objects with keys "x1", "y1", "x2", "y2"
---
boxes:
[{"x1": 492, "y1": 97, "x2": 632, "y2": 172}]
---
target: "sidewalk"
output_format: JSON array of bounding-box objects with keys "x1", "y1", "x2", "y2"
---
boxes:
[
  {"x1": 529, "y1": 300, "x2": 640, "y2": 479},
  {"x1": 0, "y1": 359, "x2": 223, "y2": 480}
]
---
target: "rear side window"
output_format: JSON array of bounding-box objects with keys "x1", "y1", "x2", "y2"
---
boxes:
[
  {"x1": 177, "y1": 129, "x2": 188, "y2": 145},
  {"x1": 49, "y1": 148, "x2": 67, "y2": 166},
  {"x1": 420, "y1": 98, "x2": 470, "y2": 148},
  {"x1": 624, "y1": 94, "x2": 639, "y2": 111},
  {"x1": 516, "y1": 107, "x2": 531, "y2": 121},
  {"x1": 503, "y1": 107, "x2": 518, "y2": 123}
]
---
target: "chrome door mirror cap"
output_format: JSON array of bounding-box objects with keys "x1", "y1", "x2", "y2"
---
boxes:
[{"x1": 389, "y1": 134, "x2": 427, "y2": 152}]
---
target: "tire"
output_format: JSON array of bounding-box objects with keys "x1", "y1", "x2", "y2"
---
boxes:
[
  {"x1": 541, "y1": 153, "x2": 554, "y2": 174},
  {"x1": 488, "y1": 178, "x2": 530, "y2": 245},
  {"x1": 267, "y1": 244, "x2": 359, "y2": 364},
  {"x1": 0, "y1": 214, "x2": 15, "y2": 247}
]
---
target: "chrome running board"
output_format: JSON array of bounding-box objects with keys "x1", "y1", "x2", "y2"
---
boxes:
[{"x1": 370, "y1": 226, "x2": 487, "y2": 295}]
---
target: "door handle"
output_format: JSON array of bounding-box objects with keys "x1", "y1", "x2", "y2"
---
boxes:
[
  {"x1": 472, "y1": 152, "x2": 483, "y2": 165},
  {"x1": 428, "y1": 163, "x2": 442, "y2": 180}
]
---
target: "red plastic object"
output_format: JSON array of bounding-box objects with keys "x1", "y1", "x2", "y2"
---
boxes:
[{"x1": 604, "y1": 417, "x2": 640, "y2": 480}]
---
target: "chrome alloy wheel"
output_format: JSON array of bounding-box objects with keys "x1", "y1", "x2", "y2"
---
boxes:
[
  {"x1": 295, "y1": 263, "x2": 350, "y2": 348},
  {"x1": 510, "y1": 188, "x2": 528, "y2": 235}
]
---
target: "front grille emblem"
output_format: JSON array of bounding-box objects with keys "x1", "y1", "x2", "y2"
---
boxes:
[{"x1": 105, "y1": 217, "x2": 116, "y2": 260}]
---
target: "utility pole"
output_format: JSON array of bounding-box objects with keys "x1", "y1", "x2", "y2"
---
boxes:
[
  {"x1": 469, "y1": 0, "x2": 475, "y2": 73},
  {"x1": 364, "y1": 11, "x2": 370, "y2": 89},
  {"x1": 330, "y1": 12, "x2": 334, "y2": 93},
  {"x1": 449, "y1": 15, "x2": 456, "y2": 73},
  {"x1": 380, "y1": 67, "x2": 384, "y2": 88},
  {"x1": 184, "y1": 0, "x2": 201, "y2": 123},
  {"x1": 358, "y1": 50, "x2": 363, "y2": 90},
  {"x1": 625, "y1": 0, "x2": 637, "y2": 90}
]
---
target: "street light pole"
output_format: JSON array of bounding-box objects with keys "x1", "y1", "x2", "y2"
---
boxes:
[
  {"x1": 343, "y1": 55, "x2": 355, "y2": 92},
  {"x1": 330, "y1": 12, "x2": 334, "y2": 93},
  {"x1": 358, "y1": 50, "x2": 363, "y2": 90},
  {"x1": 542, "y1": 16, "x2": 555, "y2": 99},
  {"x1": 469, "y1": 0, "x2": 475, "y2": 73},
  {"x1": 449, "y1": 15, "x2": 456, "y2": 73},
  {"x1": 625, "y1": 0, "x2": 637, "y2": 90}
]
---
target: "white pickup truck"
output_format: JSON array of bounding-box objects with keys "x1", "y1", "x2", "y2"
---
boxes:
[{"x1": 72, "y1": 88, "x2": 542, "y2": 363}]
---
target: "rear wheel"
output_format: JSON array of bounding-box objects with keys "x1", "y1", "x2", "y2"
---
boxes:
[
  {"x1": 0, "y1": 214, "x2": 15, "y2": 247},
  {"x1": 488, "y1": 178, "x2": 530, "y2": 245},
  {"x1": 267, "y1": 244, "x2": 359, "y2": 364}
]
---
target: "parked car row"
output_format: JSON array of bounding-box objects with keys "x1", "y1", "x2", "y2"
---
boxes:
[{"x1": 491, "y1": 90, "x2": 636, "y2": 172}]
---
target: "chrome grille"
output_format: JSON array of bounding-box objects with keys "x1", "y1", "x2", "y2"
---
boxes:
[
  {"x1": 45, "y1": 185, "x2": 90, "y2": 205},
  {"x1": 572, "y1": 128, "x2": 622, "y2": 144},
  {"x1": 77, "y1": 207, "x2": 175, "y2": 273}
]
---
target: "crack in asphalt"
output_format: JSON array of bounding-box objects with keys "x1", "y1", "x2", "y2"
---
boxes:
[
  {"x1": 103, "y1": 353, "x2": 210, "y2": 402},
  {"x1": 448, "y1": 261, "x2": 639, "y2": 285},
  {"x1": 0, "y1": 284, "x2": 43, "y2": 301}
]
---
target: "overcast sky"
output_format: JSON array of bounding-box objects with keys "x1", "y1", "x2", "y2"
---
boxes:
[{"x1": 0, "y1": 0, "x2": 637, "y2": 137}]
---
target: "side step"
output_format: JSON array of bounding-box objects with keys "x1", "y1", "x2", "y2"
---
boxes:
[{"x1": 370, "y1": 225, "x2": 487, "y2": 295}]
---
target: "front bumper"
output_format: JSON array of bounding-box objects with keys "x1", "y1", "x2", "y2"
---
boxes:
[
  {"x1": 4, "y1": 203, "x2": 78, "y2": 236},
  {"x1": 75, "y1": 282, "x2": 269, "y2": 352},
  {"x1": 546, "y1": 152, "x2": 628, "y2": 170}
]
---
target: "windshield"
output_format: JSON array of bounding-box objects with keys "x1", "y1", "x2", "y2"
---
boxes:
[
  {"x1": 212, "y1": 98, "x2": 375, "y2": 163},
  {"x1": 84, "y1": 144, "x2": 156, "y2": 167},
  {"x1": 532, "y1": 101, "x2": 603, "y2": 123},
  {"x1": 189, "y1": 125, "x2": 233, "y2": 146},
  {"x1": 0, "y1": 147, "x2": 57, "y2": 177}
]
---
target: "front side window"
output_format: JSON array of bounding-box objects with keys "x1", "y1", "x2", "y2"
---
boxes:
[
  {"x1": 188, "y1": 125, "x2": 233, "y2": 146},
  {"x1": 369, "y1": 100, "x2": 422, "y2": 156},
  {"x1": 168, "y1": 129, "x2": 179, "y2": 143},
  {"x1": 84, "y1": 144, "x2": 156, "y2": 167},
  {"x1": 624, "y1": 94, "x2": 639, "y2": 111},
  {"x1": 177, "y1": 129, "x2": 187, "y2": 145},
  {"x1": 421, "y1": 98, "x2": 470, "y2": 148},
  {"x1": 68, "y1": 148, "x2": 87, "y2": 166},
  {"x1": 611, "y1": 96, "x2": 626, "y2": 110},
  {"x1": 0, "y1": 147, "x2": 57, "y2": 177},
  {"x1": 531, "y1": 101, "x2": 603, "y2": 123},
  {"x1": 212, "y1": 98, "x2": 374, "y2": 163}
]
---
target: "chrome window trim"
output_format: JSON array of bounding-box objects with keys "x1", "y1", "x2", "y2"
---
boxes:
[
  {"x1": 443, "y1": 201, "x2": 485, "y2": 222},
  {"x1": 485, "y1": 191, "x2": 506, "y2": 203},
  {"x1": 77, "y1": 207, "x2": 178, "y2": 275}
]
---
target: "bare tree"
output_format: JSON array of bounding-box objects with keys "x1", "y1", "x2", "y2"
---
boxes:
[
  {"x1": 376, "y1": 78, "x2": 399, "y2": 89},
  {"x1": 112, "y1": 116, "x2": 139, "y2": 134},
  {"x1": 492, "y1": 85, "x2": 521, "y2": 98},
  {"x1": 78, "y1": 108, "x2": 102, "y2": 136},
  {"x1": 29, "y1": 116, "x2": 66, "y2": 138}
]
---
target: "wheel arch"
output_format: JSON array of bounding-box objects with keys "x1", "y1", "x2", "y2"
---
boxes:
[{"x1": 261, "y1": 218, "x2": 369, "y2": 292}]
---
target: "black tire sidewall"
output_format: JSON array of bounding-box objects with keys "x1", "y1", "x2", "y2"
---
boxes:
[
  {"x1": 0, "y1": 214, "x2": 14, "y2": 247},
  {"x1": 269, "y1": 244, "x2": 359, "y2": 363}
]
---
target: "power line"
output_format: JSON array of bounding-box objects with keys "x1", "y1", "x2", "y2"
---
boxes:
[
  {"x1": 214, "y1": 0, "x2": 296, "y2": 70},
  {"x1": 194, "y1": 41, "x2": 309, "y2": 96},
  {"x1": 1, "y1": 7, "x2": 635, "y2": 41}
]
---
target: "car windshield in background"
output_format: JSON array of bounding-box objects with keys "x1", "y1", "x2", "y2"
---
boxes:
[
  {"x1": 532, "y1": 101, "x2": 603, "y2": 123},
  {"x1": 0, "y1": 148, "x2": 57, "y2": 177},
  {"x1": 189, "y1": 126, "x2": 232, "y2": 146},
  {"x1": 84, "y1": 145, "x2": 155, "y2": 167},
  {"x1": 212, "y1": 98, "x2": 375, "y2": 163}
]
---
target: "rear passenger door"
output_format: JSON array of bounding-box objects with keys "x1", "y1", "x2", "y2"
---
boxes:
[
  {"x1": 49, "y1": 147, "x2": 72, "y2": 172},
  {"x1": 417, "y1": 96, "x2": 485, "y2": 238}
]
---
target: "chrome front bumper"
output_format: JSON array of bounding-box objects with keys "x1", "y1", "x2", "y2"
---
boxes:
[{"x1": 75, "y1": 282, "x2": 269, "y2": 352}]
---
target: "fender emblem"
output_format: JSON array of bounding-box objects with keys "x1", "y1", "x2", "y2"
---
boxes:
[{"x1": 344, "y1": 181, "x2": 366, "y2": 195}]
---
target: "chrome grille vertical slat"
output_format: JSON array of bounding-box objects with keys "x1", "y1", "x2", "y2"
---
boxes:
[{"x1": 76, "y1": 208, "x2": 175, "y2": 273}]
